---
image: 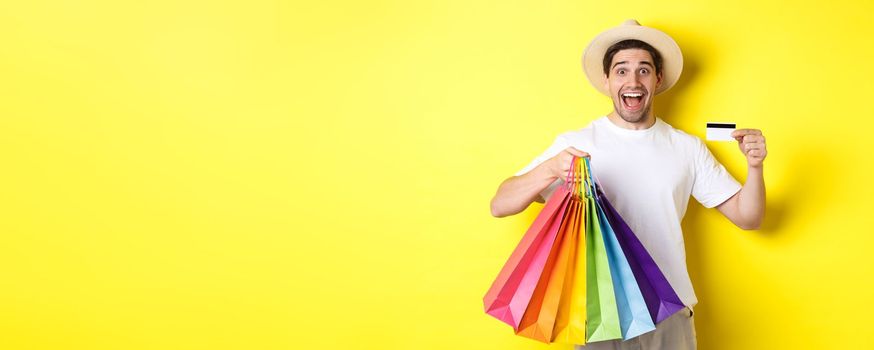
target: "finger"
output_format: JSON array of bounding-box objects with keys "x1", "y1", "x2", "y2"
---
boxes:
[
  {"x1": 731, "y1": 128, "x2": 762, "y2": 138},
  {"x1": 748, "y1": 149, "x2": 766, "y2": 158},
  {"x1": 743, "y1": 135, "x2": 764, "y2": 143},
  {"x1": 745, "y1": 143, "x2": 763, "y2": 151},
  {"x1": 566, "y1": 147, "x2": 590, "y2": 158}
]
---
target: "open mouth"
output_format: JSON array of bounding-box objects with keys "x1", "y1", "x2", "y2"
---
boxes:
[{"x1": 620, "y1": 91, "x2": 645, "y2": 111}]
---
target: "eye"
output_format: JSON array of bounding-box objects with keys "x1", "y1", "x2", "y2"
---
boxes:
[
  {"x1": 617, "y1": 69, "x2": 626, "y2": 75},
  {"x1": 639, "y1": 68, "x2": 649, "y2": 74}
]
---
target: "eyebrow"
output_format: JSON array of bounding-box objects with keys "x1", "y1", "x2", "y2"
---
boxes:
[{"x1": 612, "y1": 61, "x2": 654, "y2": 70}]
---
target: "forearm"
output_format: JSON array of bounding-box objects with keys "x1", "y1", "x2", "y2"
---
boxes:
[
  {"x1": 735, "y1": 165, "x2": 766, "y2": 229},
  {"x1": 490, "y1": 164, "x2": 558, "y2": 218}
]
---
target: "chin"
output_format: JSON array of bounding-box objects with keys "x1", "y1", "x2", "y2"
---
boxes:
[
  {"x1": 613, "y1": 100, "x2": 651, "y2": 123},
  {"x1": 619, "y1": 113, "x2": 647, "y2": 123}
]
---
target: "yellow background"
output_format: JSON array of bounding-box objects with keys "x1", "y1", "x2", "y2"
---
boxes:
[{"x1": 1, "y1": 1, "x2": 872, "y2": 349}]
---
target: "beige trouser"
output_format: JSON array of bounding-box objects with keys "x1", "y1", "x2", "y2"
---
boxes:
[{"x1": 574, "y1": 306, "x2": 697, "y2": 350}]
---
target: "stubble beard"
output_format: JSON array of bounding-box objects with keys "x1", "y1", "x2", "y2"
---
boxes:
[{"x1": 612, "y1": 99, "x2": 652, "y2": 124}]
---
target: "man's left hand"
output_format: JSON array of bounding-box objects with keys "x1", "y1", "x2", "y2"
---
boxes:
[{"x1": 732, "y1": 129, "x2": 767, "y2": 168}]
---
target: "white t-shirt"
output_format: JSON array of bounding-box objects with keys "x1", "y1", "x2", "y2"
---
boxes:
[{"x1": 515, "y1": 116, "x2": 741, "y2": 307}]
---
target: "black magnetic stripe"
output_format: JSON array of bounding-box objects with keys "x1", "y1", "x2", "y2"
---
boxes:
[{"x1": 706, "y1": 123, "x2": 736, "y2": 129}]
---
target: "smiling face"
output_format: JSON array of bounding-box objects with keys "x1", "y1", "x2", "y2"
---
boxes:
[{"x1": 603, "y1": 48, "x2": 663, "y2": 125}]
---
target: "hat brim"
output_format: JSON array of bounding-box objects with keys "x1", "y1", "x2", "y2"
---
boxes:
[{"x1": 583, "y1": 23, "x2": 683, "y2": 96}]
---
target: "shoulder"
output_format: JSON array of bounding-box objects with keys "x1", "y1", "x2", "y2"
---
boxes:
[
  {"x1": 554, "y1": 117, "x2": 601, "y2": 143},
  {"x1": 659, "y1": 119, "x2": 707, "y2": 152}
]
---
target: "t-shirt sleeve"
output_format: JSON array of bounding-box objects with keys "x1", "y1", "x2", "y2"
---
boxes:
[
  {"x1": 514, "y1": 134, "x2": 569, "y2": 201},
  {"x1": 691, "y1": 138, "x2": 742, "y2": 208}
]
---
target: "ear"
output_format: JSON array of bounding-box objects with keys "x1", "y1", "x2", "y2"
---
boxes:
[
  {"x1": 656, "y1": 71, "x2": 663, "y2": 89},
  {"x1": 602, "y1": 73, "x2": 609, "y2": 92}
]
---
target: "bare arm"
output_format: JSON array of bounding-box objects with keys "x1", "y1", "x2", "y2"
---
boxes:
[
  {"x1": 490, "y1": 148, "x2": 589, "y2": 217},
  {"x1": 716, "y1": 129, "x2": 767, "y2": 230}
]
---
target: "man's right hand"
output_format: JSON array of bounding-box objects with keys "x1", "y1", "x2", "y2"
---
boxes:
[
  {"x1": 545, "y1": 147, "x2": 590, "y2": 179},
  {"x1": 490, "y1": 147, "x2": 589, "y2": 217}
]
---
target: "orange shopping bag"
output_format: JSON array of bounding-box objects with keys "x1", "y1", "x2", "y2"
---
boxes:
[
  {"x1": 483, "y1": 184, "x2": 572, "y2": 328},
  {"x1": 485, "y1": 157, "x2": 590, "y2": 341},
  {"x1": 552, "y1": 159, "x2": 588, "y2": 345},
  {"x1": 515, "y1": 197, "x2": 580, "y2": 342}
]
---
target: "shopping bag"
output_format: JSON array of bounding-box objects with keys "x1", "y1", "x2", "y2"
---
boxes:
[
  {"x1": 483, "y1": 181, "x2": 572, "y2": 328},
  {"x1": 584, "y1": 158, "x2": 656, "y2": 339},
  {"x1": 596, "y1": 186, "x2": 685, "y2": 323},
  {"x1": 515, "y1": 198, "x2": 578, "y2": 342},
  {"x1": 584, "y1": 161, "x2": 622, "y2": 342},
  {"x1": 486, "y1": 156, "x2": 685, "y2": 346},
  {"x1": 514, "y1": 158, "x2": 592, "y2": 338},
  {"x1": 484, "y1": 189, "x2": 570, "y2": 328},
  {"x1": 595, "y1": 200, "x2": 656, "y2": 339},
  {"x1": 551, "y1": 160, "x2": 588, "y2": 345}
]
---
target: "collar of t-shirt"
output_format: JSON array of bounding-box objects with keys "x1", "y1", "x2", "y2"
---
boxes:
[{"x1": 598, "y1": 116, "x2": 665, "y2": 138}]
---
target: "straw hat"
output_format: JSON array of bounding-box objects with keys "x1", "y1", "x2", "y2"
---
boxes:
[{"x1": 582, "y1": 19, "x2": 683, "y2": 96}]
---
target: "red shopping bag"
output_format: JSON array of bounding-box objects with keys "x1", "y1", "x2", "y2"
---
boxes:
[
  {"x1": 515, "y1": 197, "x2": 582, "y2": 342},
  {"x1": 484, "y1": 158, "x2": 585, "y2": 330},
  {"x1": 483, "y1": 185, "x2": 571, "y2": 328}
]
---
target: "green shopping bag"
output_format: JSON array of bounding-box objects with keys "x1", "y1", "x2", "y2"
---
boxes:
[{"x1": 585, "y1": 187, "x2": 622, "y2": 342}]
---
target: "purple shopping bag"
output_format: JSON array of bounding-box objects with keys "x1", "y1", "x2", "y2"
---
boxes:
[{"x1": 595, "y1": 187, "x2": 685, "y2": 323}]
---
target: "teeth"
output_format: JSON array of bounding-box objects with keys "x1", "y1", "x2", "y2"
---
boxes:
[{"x1": 622, "y1": 93, "x2": 643, "y2": 97}]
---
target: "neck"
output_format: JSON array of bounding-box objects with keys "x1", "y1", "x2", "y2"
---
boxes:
[{"x1": 606, "y1": 111, "x2": 657, "y2": 130}]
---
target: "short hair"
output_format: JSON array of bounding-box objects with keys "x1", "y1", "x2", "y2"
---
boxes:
[{"x1": 602, "y1": 39, "x2": 663, "y2": 77}]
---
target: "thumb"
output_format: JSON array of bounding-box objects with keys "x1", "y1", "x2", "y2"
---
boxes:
[{"x1": 566, "y1": 147, "x2": 590, "y2": 158}]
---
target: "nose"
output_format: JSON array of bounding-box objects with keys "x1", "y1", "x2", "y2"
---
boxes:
[
  {"x1": 630, "y1": 71, "x2": 643, "y2": 84},
  {"x1": 623, "y1": 73, "x2": 645, "y2": 90}
]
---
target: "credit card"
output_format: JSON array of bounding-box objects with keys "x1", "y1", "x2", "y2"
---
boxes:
[{"x1": 706, "y1": 122, "x2": 736, "y2": 141}]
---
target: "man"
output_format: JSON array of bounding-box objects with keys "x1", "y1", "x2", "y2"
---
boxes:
[{"x1": 489, "y1": 20, "x2": 767, "y2": 349}]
